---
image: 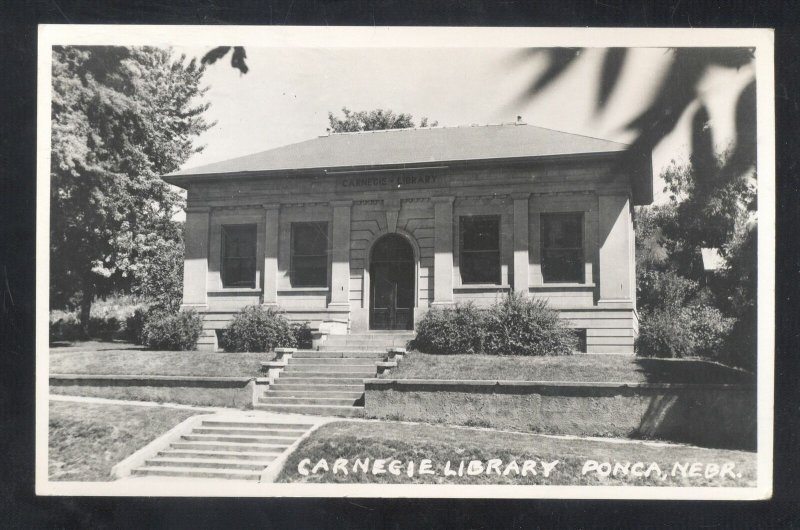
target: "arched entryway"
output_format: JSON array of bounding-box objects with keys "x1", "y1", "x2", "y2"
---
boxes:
[{"x1": 369, "y1": 233, "x2": 415, "y2": 330}]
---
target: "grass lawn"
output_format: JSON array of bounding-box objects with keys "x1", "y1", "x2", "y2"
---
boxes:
[
  {"x1": 48, "y1": 401, "x2": 196, "y2": 481},
  {"x1": 278, "y1": 421, "x2": 757, "y2": 487},
  {"x1": 383, "y1": 352, "x2": 754, "y2": 384},
  {"x1": 50, "y1": 340, "x2": 273, "y2": 377}
]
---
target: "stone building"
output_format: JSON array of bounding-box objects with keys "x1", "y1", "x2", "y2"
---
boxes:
[{"x1": 163, "y1": 123, "x2": 653, "y2": 353}]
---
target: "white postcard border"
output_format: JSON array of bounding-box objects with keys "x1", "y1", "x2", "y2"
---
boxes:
[{"x1": 35, "y1": 25, "x2": 775, "y2": 500}]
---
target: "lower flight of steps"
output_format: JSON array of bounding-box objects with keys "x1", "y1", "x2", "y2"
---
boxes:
[
  {"x1": 255, "y1": 349, "x2": 387, "y2": 417},
  {"x1": 130, "y1": 418, "x2": 315, "y2": 481}
]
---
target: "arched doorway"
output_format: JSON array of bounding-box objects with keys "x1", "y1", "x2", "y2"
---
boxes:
[{"x1": 369, "y1": 233, "x2": 415, "y2": 330}]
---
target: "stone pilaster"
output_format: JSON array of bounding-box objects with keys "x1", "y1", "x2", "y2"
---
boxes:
[
  {"x1": 181, "y1": 206, "x2": 210, "y2": 309},
  {"x1": 598, "y1": 193, "x2": 634, "y2": 306},
  {"x1": 329, "y1": 200, "x2": 352, "y2": 308},
  {"x1": 432, "y1": 196, "x2": 455, "y2": 306},
  {"x1": 512, "y1": 192, "x2": 530, "y2": 294},
  {"x1": 262, "y1": 203, "x2": 280, "y2": 306}
]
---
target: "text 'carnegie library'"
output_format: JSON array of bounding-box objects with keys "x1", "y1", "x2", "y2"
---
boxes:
[{"x1": 339, "y1": 174, "x2": 439, "y2": 189}]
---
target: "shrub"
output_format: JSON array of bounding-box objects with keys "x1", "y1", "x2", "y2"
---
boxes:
[
  {"x1": 87, "y1": 316, "x2": 121, "y2": 341},
  {"x1": 124, "y1": 308, "x2": 149, "y2": 345},
  {"x1": 49, "y1": 310, "x2": 82, "y2": 342},
  {"x1": 636, "y1": 304, "x2": 733, "y2": 359},
  {"x1": 410, "y1": 303, "x2": 485, "y2": 354},
  {"x1": 636, "y1": 308, "x2": 696, "y2": 358},
  {"x1": 482, "y1": 291, "x2": 576, "y2": 356},
  {"x1": 721, "y1": 305, "x2": 756, "y2": 372},
  {"x1": 291, "y1": 321, "x2": 313, "y2": 350},
  {"x1": 223, "y1": 306, "x2": 297, "y2": 352},
  {"x1": 141, "y1": 309, "x2": 204, "y2": 351},
  {"x1": 637, "y1": 269, "x2": 699, "y2": 313},
  {"x1": 687, "y1": 305, "x2": 735, "y2": 359},
  {"x1": 49, "y1": 294, "x2": 148, "y2": 342}
]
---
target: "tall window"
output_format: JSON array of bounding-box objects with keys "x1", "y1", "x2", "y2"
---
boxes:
[
  {"x1": 541, "y1": 213, "x2": 584, "y2": 283},
  {"x1": 459, "y1": 215, "x2": 501, "y2": 284},
  {"x1": 221, "y1": 224, "x2": 257, "y2": 288},
  {"x1": 291, "y1": 222, "x2": 329, "y2": 287}
]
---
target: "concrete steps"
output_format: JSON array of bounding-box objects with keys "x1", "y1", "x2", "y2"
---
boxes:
[
  {"x1": 284, "y1": 363, "x2": 376, "y2": 372},
  {"x1": 130, "y1": 418, "x2": 314, "y2": 481},
  {"x1": 192, "y1": 426, "x2": 308, "y2": 437},
  {"x1": 257, "y1": 334, "x2": 410, "y2": 417},
  {"x1": 319, "y1": 333, "x2": 414, "y2": 351},
  {"x1": 145, "y1": 457, "x2": 274, "y2": 470},
  {"x1": 275, "y1": 372, "x2": 364, "y2": 387},
  {"x1": 201, "y1": 420, "x2": 312, "y2": 430},
  {"x1": 283, "y1": 369, "x2": 375, "y2": 377},
  {"x1": 291, "y1": 357, "x2": 379, "y2": 365},
  {"x1": 196, "y1": 330, "x2": 218, "y2": 352},
  {"x1": 254, "y1": 403, "x2": 366, "y2": 417},
  {"x1": 269, "y1": 382, "x2": 364, "y2": 392},
  {"x1": 170, "y1": 441, "x2": 292, "y2": 452},
  {"x1": 132, "y1": 466, "x2": 263, "y2": 481},
  {"x1": 260, "y1": 396, "x2": 359, "y2": 406},
  {"x1": 181, "y1": 434, "x2": 298, "y2": 444},
  {"x1": 159, "y1": 449, "x2": 280, "y2": 461},
  {"x1": 292, "y1": 350, "x2": 384, "y2": 359},
  {"x1": 257, "y1": 347, "x2": 380, "y2": 416},
  {"x1": 265, "y1": 389, "x2": 363, "y2": 398}
]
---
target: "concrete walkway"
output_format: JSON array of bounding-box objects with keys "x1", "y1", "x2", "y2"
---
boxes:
[{"x1": 49, "y1": 393, "x2": 225, "y2": 412}]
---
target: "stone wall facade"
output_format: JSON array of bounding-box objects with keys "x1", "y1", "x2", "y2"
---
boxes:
[{"x1": 180, "y1": 157, "x2": 639, "y2": 353}]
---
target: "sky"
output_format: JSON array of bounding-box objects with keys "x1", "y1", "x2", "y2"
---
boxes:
[{"x1": 174, "y1": 46, "x2": 755, "y2": 204}]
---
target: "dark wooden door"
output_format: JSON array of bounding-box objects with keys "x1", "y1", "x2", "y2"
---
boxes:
[{"x1": 369, "y1": 235, "x2": 414, "y2": 330}]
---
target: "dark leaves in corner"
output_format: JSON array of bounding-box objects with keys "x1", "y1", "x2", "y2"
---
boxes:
[
  {"x1": 596, "y1": 48, "x2": 627, "y2": 114},
  {"x1": 724, "y1": 80, "x2": 757, "y2": 183},
  {"x1": 201, "y1": 47, "x2": 231, "y2": 66},
  {"x1": 525, "y1": 47, "x2": 582, "y2": 97},
  {"x1": 689, "y1": 104, "x2": 716, "y2": 180},
  {"x1": 230, "y1": 47, "x2": 249, "y2": 74},
  {"x1": 201, "y1": 46, "x2": 249, "y2": 74}
]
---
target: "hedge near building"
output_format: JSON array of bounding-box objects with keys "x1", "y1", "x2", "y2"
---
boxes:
[{"x1": 411, "y1": 293, "x2": 576, "y2": 356}]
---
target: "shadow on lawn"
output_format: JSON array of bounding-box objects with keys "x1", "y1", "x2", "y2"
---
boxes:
[
  {"x1": 631, "y1": 358, "x2": 756, "y2": 451},
  {"x1": 631, "y1": 357, "x2": 755, "y2": 385},
  {"x1": 49, "y1": 340, "x2": 148, "y2": 351}
]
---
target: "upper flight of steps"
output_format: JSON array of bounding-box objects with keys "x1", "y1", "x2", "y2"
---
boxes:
[
  {"x1": 254, "y1": 332, "x2": 414, "y2": 418},
  {"x1": 131, "y1": 418, "x2": 315, "y2": 481},
  {"x1": 319, "y1": 332, "x2": 415, "y2": 351}
]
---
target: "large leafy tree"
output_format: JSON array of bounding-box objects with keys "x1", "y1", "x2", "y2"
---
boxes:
[
  {"x1": 635, "y1": 151, "x2": 756, "y2": 312},
  {"x1": 328, "y1": 107, "x2": 437, "y2": 132},
  {"x1": 633, "y1": 151, "x2": 756, "y2": 368},
  {"x1": 50, "y1": 46, "x2": 212, "y2": 332}
]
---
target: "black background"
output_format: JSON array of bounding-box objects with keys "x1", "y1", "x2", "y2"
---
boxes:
[{"x1": 2, "y1": 1, "x2": 798, "y2": 528}]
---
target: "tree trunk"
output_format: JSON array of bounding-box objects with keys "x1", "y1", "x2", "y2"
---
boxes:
[{"x1": 79, "y1": 284, "x2": 93, "y2": 339}]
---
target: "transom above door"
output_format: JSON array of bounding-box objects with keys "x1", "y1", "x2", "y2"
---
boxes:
[{"x1": 369, "y1": 234, "x2": 415, "y2": 330}]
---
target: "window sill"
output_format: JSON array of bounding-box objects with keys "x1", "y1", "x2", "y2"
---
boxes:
[
  {"x1": 279, "y1": 287, "x2": 329, "y2": 293},
  {"x1": 532, "y1": 283, "x2": 595, "y2": 288},
  {"x1": 455, "y1": 284, "x2": 510, "y2": 290},
  {"x1": 208, "y1": 288, "x2": 261, "y2": 294}
]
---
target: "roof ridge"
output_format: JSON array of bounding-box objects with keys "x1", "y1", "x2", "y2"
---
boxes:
[
  {"x1": 168, "y1": 123, "x2": 630, "y2": 178},
  {"x1": 322, "y1": 122, "x2": 626, "y2": 146},
  {"x1": 520, "y1": 122, "x2": 630, "y2": 147},
  {"x1": 324, "y1": 122, "x2": 534, "y2": 137}
]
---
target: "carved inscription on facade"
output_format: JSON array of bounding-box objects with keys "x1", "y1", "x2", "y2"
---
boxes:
[{"x1": 337, "y1": 174, "x2": 440, "y2": 190}]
